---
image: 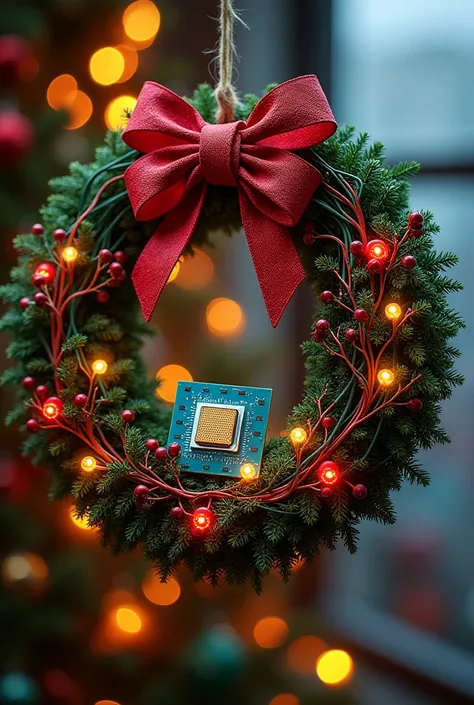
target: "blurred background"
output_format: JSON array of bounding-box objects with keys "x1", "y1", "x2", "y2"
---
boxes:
[{"x1": 0, "y1": 1, "x2": 473, "y2": 704}]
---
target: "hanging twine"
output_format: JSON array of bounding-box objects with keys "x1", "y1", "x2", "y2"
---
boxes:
[{"x1": 215, "y1": 0, "x2": 242, "y2": 123}]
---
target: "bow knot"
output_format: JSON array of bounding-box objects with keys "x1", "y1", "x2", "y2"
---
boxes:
[{"x1": 123, "y1": 76, "x2": 337, "y2": 326}]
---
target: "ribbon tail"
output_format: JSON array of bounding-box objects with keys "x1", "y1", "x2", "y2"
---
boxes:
[
  {"x1": 239, "y1": 191, "x2": 305, "y2": 327},
  {"x1": 131, "y1": 184, "x2": 206, "y2": 320}
]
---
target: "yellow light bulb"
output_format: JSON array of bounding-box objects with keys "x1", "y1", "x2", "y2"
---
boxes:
[
  {"x1": 377, "y1": 368, "x2": 395, "y2": 387},
  {"x1": 81, "y1": 456, "x2": 97, "y2": 472},
  {"x1": 240, "y1": 463, "x2": 257, "y2": 480},
  {"x1": 62, "y1": 246, "x2": 78, "y2": 263},
  {"x1": 92, "y1": 359, "x2": 108, "y2": 375},
  {"x1": 290, "y1": 427, "x2": 307, "y2": 445},
  {"x1": 385, "y1": 302, "x2": 402, "y2": 320}
]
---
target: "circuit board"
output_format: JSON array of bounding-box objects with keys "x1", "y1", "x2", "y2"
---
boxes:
[{"x1": 167, "y1": 381, "x2": 273, "y2": 478}]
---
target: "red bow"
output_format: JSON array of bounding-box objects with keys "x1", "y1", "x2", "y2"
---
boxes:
[{"x1": 122, "y1": 75, "x2": 336, "y2": 326}]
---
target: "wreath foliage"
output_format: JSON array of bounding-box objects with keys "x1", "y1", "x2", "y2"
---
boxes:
[{"x1": 0, "y1": 84, "x2": 464, "y2": 590}]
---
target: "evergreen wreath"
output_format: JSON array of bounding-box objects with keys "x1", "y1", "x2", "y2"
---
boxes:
[{"x1": 0, "y1": 83, "x2": 464, "y2": 591}]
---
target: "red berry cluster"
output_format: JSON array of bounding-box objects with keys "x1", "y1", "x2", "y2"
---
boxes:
[{"x1": 407, "y1": 211, "x2": 424, "y2": 238}]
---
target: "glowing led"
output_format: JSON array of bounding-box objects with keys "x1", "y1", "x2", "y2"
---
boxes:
[
  {"x1": 365, "y1": 239, "x2": 390, "y2": 261},
  {"x1": 377, "y1": 368, "x2": 395, "y2": 387},
  {"x1": 115, "y1": 606, "x2": 142, "y2": 633},
  {"x1": 42, "y1": 397, "x2": 63, "y2": 420},
  {"x1": 81, "y1": 456, "x2": 97, "y2": 472},
  {"x1": 317, "y1": 460, "x2": 340, "y2": 486},
  {"x1": 62, "y1": 246, "x2": 78, "y2": 263},
  {"x1": 92, "y1": 359, "x2": 108, "y2": 375},
  {"x1": 34, "y1": 262, "x2": 56, "y2": 282},
  {"x1": 290, "y1": 427, "x2": 307, "y2": 445},
  {"x1": 240, "y1": 462, "x2": 257, "y2": 480},
  {"x1": 385, "y1": 302, "x2": 402, "y2": 320},
  {"x1": 316, "y1": 649, "x2": 354, "y2": 686},
  {"x1": 123, "y1": 1, "x2": 161, "y2": 43},
  {"x1": 89, "y1": 47, "x2": 125, "y2": 86},
  {"x1": 192, "y1": 507, "x2": 214, "y2": 534}
]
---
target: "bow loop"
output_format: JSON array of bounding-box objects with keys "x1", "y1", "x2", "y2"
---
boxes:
[{"x1": 123, "y1": 76, "x2": 337, "y2": 326}]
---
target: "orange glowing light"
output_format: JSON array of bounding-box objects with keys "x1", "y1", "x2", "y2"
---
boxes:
[
  {"x1": 192, "y1": 507, "x2": 214, "y2": 533},
  {"x1": 66, "y1": 91, "x2": 93, "y2": 130},
  {"x1": 253, "y1": 617, "x2": 289, "y2": 649},
  {"x1": 95, "y1": 701, "x2": 121, "y2": 705},
  {"x1": 116, "y1": 44, "x2": 139, "y2": 83},
  {"x1": 123, "y1": 1, "x2": 161, "y2": 43},
  {"x1": 167, "y1": 258, "x2": 182, "y2": 284},
  {"x1": 366, "y1": 239, "x2": 390, "y2": 261},
  {"x1": 269, "y1": 695, "x2": 299, "y2": 705},
  {"x1": 104, "y1": 95, "x2": 137, "y2": 131},
  {"x1": 377, "y1": 368, "x2": 395, "y2": 387},
  {"x1": 92, "y1": 359, "x2": 108, "y2": 375},
  {"x1": 42, "y1": 397, "x2": 62, "y2": 420},
  {"x1": 316, "y1": 649, "x2": 354, "y2": 686},
  {"x1": 206, "y1": 297, "x2": 245, "y2": 338},
  {"x1": 290, "y1": 427, "x2": 307, "y2": 445},
  {"x1": 69, "y1": 507, "x2": 92, "y2": 531},
  {"x1": 89, "y1": 47, "x2": 125, "y2": 86},
  {"x1": 155, "y1": 364, "x2": 193, "y2": 403},
  {"x1": 47, "y1": 74, "x2": 78, "y2": 110},
  {"x1": 286, "y1": 635, "x2": 328, "y2": 674},
  {"x1": 81, "y1": 456, "x2": 97, "y2": 472},
  {"x1": 240, "y1": 463, "x2": 257, "y2": 480},
  {"x1": 385, "y1": 302, "x2": 402, "y2": 320},
  {"x1": 142, "y1": 572, "x2": 181, "y2": 606},
  {"x1": 115, "y1": 606, "x2": 142, "y2": 633},
  {"x1": 62, "y1": 246, "x2": 78, "y2": 263},
  {"x1": 317, "y1": 460, "x2": 340, "y2": 486},
  {"x1": 175, "y1": 249, "x2": 214, "y2": 290}
]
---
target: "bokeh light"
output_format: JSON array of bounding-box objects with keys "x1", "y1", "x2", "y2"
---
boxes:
[
  {"x1": 2, "y1": 553, "x2": 48, "y2": 583},
  {"x1": 316, "y1": 649, "x2": 354, "y2": 686},
  {"x1": 69, "y1": 507, "x2": 92, "y2": 531},
  {"x1": 66, "y1": 91, "x2": 93, "y2": 130},
  {"x1": 95, "y1": 701, "x2": 121, "y2": 705},
  {"x1": 167, "y1": 259, "x2": 182, "y2": 284},
  {"x1": 253, "y1": 617, "x2": 289, "y2": 649},
  {"x1": 175, "y1": 249, "x2": 214, "y2": 290},
  {"x1": 115, "y1": 607, "x2": 142, "y2": 633},
  {"x1": 47, "y1": 74, "x2": 78, "y2": 110},
  {"x1": 286, "y1": 635, "x2": 328, "y2": 675},
  {"x1": 89, "y1": 47, "x2": 125, "y2": 86},
  {"x1": 155, "y1": 364, "x2": 193, "y2": 403},
  {"x1": 142, "y1": 572, "x2": 181, "y2": 606},
  {"x1": 206, "y1": 297, "x2": 245, "y2": 338},
  {"x1": 105, "y1": 95, "x2": 137, "y2": 131},
  {"x1": 116, "y1": 45, "x2": 139, "y2": 83},
  {"x1": 269, "y1": 695, "x2": 299, "y2": 705},
  {"x1": 123, "y1": 1, "x2": 161, "y2": 43}
]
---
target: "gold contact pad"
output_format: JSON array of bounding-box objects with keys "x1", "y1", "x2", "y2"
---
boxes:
[{"x1": 194, "y1": 406, "x2": 238, "y2": 448}]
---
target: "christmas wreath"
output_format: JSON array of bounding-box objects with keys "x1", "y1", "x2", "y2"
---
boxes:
[{"x1": 0, "y1": 77, "x2": 463, "y2": 590}]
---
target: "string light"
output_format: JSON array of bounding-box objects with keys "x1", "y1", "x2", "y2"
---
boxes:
[
  {"x1": 104, "y1": 95, "x2": 137, "y2": 131},
  {"x1": 316, "y1": 649, "x2": 354, "y2": 686},
  {"x1": 81, "y1": 456, "x2": 97, "y2": 472},
  {"x1": 46, "y1": 74, "x2": 78, "y2": 110},
  {"x1": 240, "y1": 463, "x2": 257, "y2": 480},
  {"x1": 365, "y1": 239, "x2": 390, "y2": 261},
  {"x1": 42, "y1": 397, "x2": 63, "y2": 420},
  {"x1": 62, "y1": 246, "x2": 78, "y2": 263},
  {"x1": 115, "y1": 606, "x2": 142, "y2": 633},
  {"x1": 123, "y1": 1, "x2": 161, "y2": 43},
  {"x1": 206, "y1": 297, "x2": 245, "y2": 338},
  {"x1": 385, "y1": 302, "x2": 402, "y2": 320},
  {"x1": 253, "y1": 617, "x2": 289, "y2": 649},
  {"x1": 65, "y1": 91, "x2": 93, "y2": 131},
  {"x1": 317, "y1": 460, "x2": 340, "y2": 486},
  {"x1": 155, "y1": 364, "x2": 192, "y2": 403},
  {"x1": 142, "y1": 572, "x2": 181, "y2": 606},
  {"x1": 289, "y1": 427, "x2": 307, "y2": 445},
  {"x1": 89, "y1": 47, "x2": 125, "y2": 86},
  {"x1": 377, "y1": 368, "x2": 395, "y2": 387},
  {"x1": 192, "y1": 507, "x2": 215, "y2": 534},
  {"x1": 92, "y1": 359, "x2": 108, "y2": 375}
]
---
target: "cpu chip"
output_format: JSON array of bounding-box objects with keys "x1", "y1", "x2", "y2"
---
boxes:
[{"x1": 195, "y1": 405, "x2": 238, "y2": 448}]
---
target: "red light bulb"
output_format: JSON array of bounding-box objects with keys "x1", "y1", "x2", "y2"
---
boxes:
[
  {"x1": 33, "y1": 262, "x2": 56, "y2": 283},
  {"x1": 364, "y1": 239, "x2": 390, "y2": 261},
  {"x1": 42, "y1": 396, "x2": 63, "y2": 420},
  {"x1": 317, "y1": 460, "x2": 340, "y2": 486},
  {"x1": 192, "y1": 507, "x2": 215, "y2": 535}
]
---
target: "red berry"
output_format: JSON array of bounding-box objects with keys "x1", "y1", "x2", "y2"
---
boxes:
[
  {"x1": 33, "y1": 292, "x2": 47, "y2": 308},
  {"x1": 155, "y1": 446, "x2": 168, "y2": 461},
  {"x1": 53, "y1": 228, "x2": 67, "y2": 242},
  {"x1": 96, "y1": 291, "x2": 110, "y2": 303},
  {"x1": 303, "y1": 232, "x2": 316, "y2": 245},
  {"x1": 35, "y1": 385, "x2": 48, "y2": 401},
  {"x1": 168, "y1": 442, "x2": 181, "y2": 458},
  {"x1": 74, "y1": 393, "x2": 88, "y2": 408},
  {"x1": 145, "y1": 438, "x2": 159, "y2": 452},
  {"x1": 34, "y1": 262, "x2": 56, "y2": 282},
  {"x1": 408, "y1": 211, "x2": 423, "y2": 228},
  {"x1": 345, "y1": 328, "x2": 358, "y2": 342},
  {"x1": 19, "y1": 297, "x2": 30, "y2": 309},
  {"x1": 26, "y1": 418, "x2": 40, "y2": 433},
  {"x1": 320, "y1": 290, "x2": 334, "y2": 304},
  {"x1": 350, "y1": 240, "x2": 364, "y2": 257},
  {"x1": 170, "y1": 506, "x2": 184, "y2": 519},
  {"x1": 32, "y1": 274, "x2": 46, "y2": 288},
  {"x1": 98, "y1": 249, "x2": 113, "y2": 263},
  {"x1": 312, "y1": 327, "x2": 327, "y2": 342},
  {"x1": 114, "y1": 250, "x2": 127, "y2": 264},
  {"x1": 321, "y1": 487, "x2": 333, "y2": 499},
  {"x1": 353, "y1": 483, "x2": 368, "y2": 499},
  {"x1": 354, "y1": 308, "x2": 369, "y2": 323},
  {"x1": 134, "y1": 484, "x2": 149, "y2": 507},
  {"x1": 367, "y1": 258, "x2": 383, "y2": 274},
  {"x1": 321, "y1": 416, "x2": 336, "y2": 429},
  {"x1": 401, "y1": 255, "x2": 417, "y2": 270},
  {"x1": 109, "y1": 262, "x2": 124, "y2": 279},
  {"x1": 408, "y1": 226, "x2": 424, "y2": 239},
  {"x1": 31, "y1": 223, "x2": 44, "y2": 236},
  {"x1": 407, "y1": 398, "x2": 423, "y2": 413},
  {"x1": 22, "y1": 376, "x2": 36, "y2": 391},
  {"x1": 121, "y1": 409, "x2": 135, "y2": 424},
  {"x1": 316, "y1": 318, "x2": 330, "y2": 331}
]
